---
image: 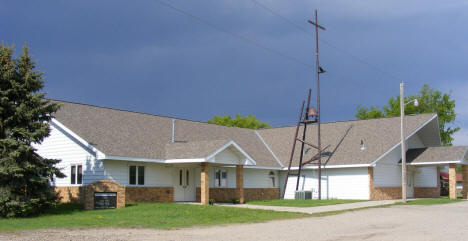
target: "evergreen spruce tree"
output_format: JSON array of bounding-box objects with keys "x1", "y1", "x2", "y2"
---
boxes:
[{"x1": 0, "y1": 44, "x2": 63, "y2": 217}]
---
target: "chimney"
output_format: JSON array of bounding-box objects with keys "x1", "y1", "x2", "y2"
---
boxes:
[{"x1": 171, "y1": 119, "x2": 175, "y2": 143}]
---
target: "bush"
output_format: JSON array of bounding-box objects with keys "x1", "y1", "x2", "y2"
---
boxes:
[{"x1": 232, "y1": 198, "x2": 240, "y2": 204}]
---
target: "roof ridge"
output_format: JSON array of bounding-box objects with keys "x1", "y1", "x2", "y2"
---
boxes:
[
  {"x1": 47, "y1": 98, "x2": 259, "y2": 131},
  {"x1": 47, "y1": 98, "x2": 436, "y2": 130},
  {"x1": 261, "y1": 113, "x2": 437, "y2": 130}
]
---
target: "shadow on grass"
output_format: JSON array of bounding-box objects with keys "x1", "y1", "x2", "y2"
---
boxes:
[{"x1": 43, "y1": 203, "x2": 84, "y2": 216}]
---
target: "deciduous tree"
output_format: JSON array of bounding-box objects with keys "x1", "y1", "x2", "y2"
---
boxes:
[
  {"x1": 208, "y1": 114, "x2": 271, "y2": 129},
  {"x1": 356, "y1": 84, "x2": 459, "y2": 145}
]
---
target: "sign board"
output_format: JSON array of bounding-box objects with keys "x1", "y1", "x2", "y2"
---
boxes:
[{"x1": 94, "y1": 192, "x2": 117, "y2": 209}]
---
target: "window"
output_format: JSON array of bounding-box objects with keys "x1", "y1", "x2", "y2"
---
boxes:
[
  {"x1": 129, "y1": 165, "x2": 145, "y2": 185},
  {"x1": 70, "y1": 165, "x2": 83, "y2": 185},
  {"x1": 138, "y1": 166, "x2": 145, "y2": 185},
  {"x1": 77, "y1": 165, "x2": 82, "y2": 184},
  {"x1": 179, "y1": 169, "x2": 183, "y2": 186},
  {"x1": 215, "y1": 169, "x2": 227, "y2": 187},
  {"x1": 269, "y1": 171, "x2": 276, "y2": 187}
]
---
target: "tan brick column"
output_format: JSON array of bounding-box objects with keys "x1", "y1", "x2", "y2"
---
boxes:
[
  {"x1": 201, "y1": 162, "x2": 210, "y2": 205},
  {"x1": 368, "y1": 167, "x2": 374, "y2": 200},
  {"x1": 463, "y1": 165, "x2": 468, "y2": 199},
  {"x1": 449, "y1": 164, "x2": 457, "y2": 200},
  {"x1": 236, "y1": 165, "x2": 245, "y2": 204}
]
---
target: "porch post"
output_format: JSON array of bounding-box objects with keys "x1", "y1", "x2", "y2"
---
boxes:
[
  {"x1": 449, "y1": 164, "x2": 457, "y2": 200},
  {"x1": 463, "y1": 165, "x2": 468, "y2": 199},
  {"x1": 236, "y1": 165, "x2": 245, "y2": 204},
  {"x1": 201, "y1": 162, "x2": 210, "y2": 205}
]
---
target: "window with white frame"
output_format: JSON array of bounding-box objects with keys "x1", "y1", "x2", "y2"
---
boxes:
[
  {"x1": 70, "y1": 165, "x2": 82, "y2": 185},
  {"x1": 129, "y1": 165, "x2": 145, "y2": 185},
  {"x1": 269, "y1": 171, "x2": 276, "y2": 187},
  {"x1": 215, "y1": 169, "x2": 227, "y2": 187}
]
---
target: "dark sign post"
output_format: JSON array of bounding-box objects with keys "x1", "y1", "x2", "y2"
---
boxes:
[{"x1": 94, "y1": 192, "x2": 117, "y2": 209}]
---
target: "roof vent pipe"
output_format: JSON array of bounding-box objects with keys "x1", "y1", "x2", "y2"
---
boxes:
[{"x1": 172, "y1": 119, "x2": 175, "y2": 143}]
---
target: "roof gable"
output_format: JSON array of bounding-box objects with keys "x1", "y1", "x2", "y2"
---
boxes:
[{"x1": 257, "y1": 113, "x2": 438, "y2": 166}]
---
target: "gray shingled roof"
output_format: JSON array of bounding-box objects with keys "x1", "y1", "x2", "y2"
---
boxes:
[
  {"x1": 165, "y1": 140, "x2": 231, "y2": 159},
  {"x1": 256, "y1": 113, "x2": 438, "y2": 166},
  {"x1": 51, "y1": 100, "x2": 277, "y2": 166},
  {"x1": 50, "y1": 100, "x2": 438, "y2": 167},
  {"x1": 405, "y1": 146, "x2": 468, "y2": 164}
]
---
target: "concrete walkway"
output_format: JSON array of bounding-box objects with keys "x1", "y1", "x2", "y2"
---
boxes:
[{"x1": 215, "y1": 200, "x2": 398, "y2": 214}]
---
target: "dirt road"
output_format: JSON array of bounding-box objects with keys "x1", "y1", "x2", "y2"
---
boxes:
[{"x1": 2, "y1": 201, "x2": 467, "y2": 241}]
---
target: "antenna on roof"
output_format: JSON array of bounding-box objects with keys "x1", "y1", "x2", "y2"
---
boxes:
[{"x1": 172, "y1": 119, "x2": 175, "y2": 143}]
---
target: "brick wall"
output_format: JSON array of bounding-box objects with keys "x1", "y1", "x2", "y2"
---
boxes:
[
  {"x1": 196, "y1": 188, "x2": 280, "y2": 202},
  {"x1": 55, "y1": 186, "x2": 85, "y2": 203},
  {"x1": 125, "y1": 187, "x2": 173, "y2": 203},
  {"x1": 369, "y1": 167, "x2": 402, "y2": 200},
  {"x1": 414, "y1": 166, "x2": 440, "y2": 198},
  {"x1": 371, "y1": 187, "x2": 402, "y2": 200},
  {"x1": 414, "y1": 187, "x2": 440, "y2": 198},
  {"x1": 245, "y1": 188, "x2": 280, "y2": 200},
  {"x1": 463, "y1": 166, "x2": 468, "y2": 199},
  {"x1": 369, "y1": 167, "x2": 440, "y2": 200},
  {"x1": 84, "y1": 180, "x2": 126, "y2": 210}
]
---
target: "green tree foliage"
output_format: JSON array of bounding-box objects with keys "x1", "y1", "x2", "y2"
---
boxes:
[
  {"x1": 208, "y1": 114, "x2": 271, "y2": 129},
  {"x1": 0, "y1": 45, "x2": 63, "y2": 217},
  {"x1": 355, "y1": 84, "x2": 459, "y2": 146}
]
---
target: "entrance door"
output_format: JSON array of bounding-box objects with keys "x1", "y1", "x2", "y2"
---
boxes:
[
  {"x1": 173, "y1": 167, "x2": 195, "y2": 202},
  {"x1": 407, "y1": 171, "x2": 414, "y2": 198}
]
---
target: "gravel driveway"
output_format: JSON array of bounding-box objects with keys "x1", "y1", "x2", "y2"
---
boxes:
[{"x1": 2, "y1": 201, "x2": 467, "y2": 241}]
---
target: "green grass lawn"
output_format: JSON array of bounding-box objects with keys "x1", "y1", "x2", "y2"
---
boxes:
[
  {"x1": 0, "y1": 203, "x2": 309, "y2": 231},
  {"x1": 396, "y1": 197, "x2": 465, "y2": 205},
  {"x1": 246, "y1": 199, "x2": 365, "y2": 207}
]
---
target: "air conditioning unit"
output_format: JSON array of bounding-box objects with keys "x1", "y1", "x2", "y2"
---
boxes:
[{"x1": 295, "y1": 191, "x2": 312, "y2": 200}]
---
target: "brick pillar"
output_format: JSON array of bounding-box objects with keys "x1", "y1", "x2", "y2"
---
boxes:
[
  {"x1": 463, "y1": 165, "x2": 468, "y2": 199},
  {"x1": 236, "y1": 165, "x2": 244, "y2": 204},
  {"x1": 368, "y1": 167, "x2": 374, "y2": 200},
  {"x1": 449, "y1": 164, "x2": 457, "y2": 200},
  {"x1": 201, "y1": 162, "x2": 210, "y2": 205}
]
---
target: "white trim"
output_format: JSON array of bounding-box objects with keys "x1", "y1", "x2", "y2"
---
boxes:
[
  {"x1": 285, "y1": 163, "x2": 372, "y2": 170},
  {"x1": 370, "y1": 114, "x2": 438, "y2": 166},
  {"x1": 219, "y1": 165, "x2": 283, "y2": 170},
  {"x1": 51, "y1": 118, "x2": 105, "y2": 158},
  {"x1": 205, "y1": 140, "x2": 257, "y2": 166},
  {"x1": 102, "y1": 155, "x2": 165, "y2": 163},
  {"x1": 406, "y1": 160, "x2": 461, "y2": 166},
  {"x1": 255, "y1": 130, "x2": 284, "y2": 167},
  {"x1": 245, "y1": 165, "x2": 283, "y2": 170},
  {"x1": 103, "y1": 141, "x2": 258, "y2": 165},
  {"x1": 165, "y1": 158, "x2": 205, "y2": 163},
  {"x1": 434, "y1": 115, "x2": 442, "y2": 146}
]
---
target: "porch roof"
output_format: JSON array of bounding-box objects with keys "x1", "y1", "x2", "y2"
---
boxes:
[{"x1": 402, "y1": 146, "x2": 468, "y2": 166}]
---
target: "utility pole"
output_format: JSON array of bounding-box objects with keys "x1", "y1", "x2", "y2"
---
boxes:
[
  {"x1": 400, "y1": 82, "x2": 407, "y2": 203},
  {"x1": 308, "y1": 10, "x2": 326, "y2": 200}
]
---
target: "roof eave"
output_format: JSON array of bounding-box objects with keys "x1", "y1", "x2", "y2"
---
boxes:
[{"x1": 370, "y1": 114, "x2": 438, "y2": 166}]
